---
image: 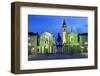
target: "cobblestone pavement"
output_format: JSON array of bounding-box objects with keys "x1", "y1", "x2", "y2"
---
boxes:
[{"x1": 28, "y1": 53, "x2": 88, "y2": 61}]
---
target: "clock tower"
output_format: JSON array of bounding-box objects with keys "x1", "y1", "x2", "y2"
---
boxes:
[{"x1": 62, "y1": 19, "x2": 67, "y2": 45}]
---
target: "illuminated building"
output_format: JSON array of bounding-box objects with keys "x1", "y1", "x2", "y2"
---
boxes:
[
  {"x1": 78, "y1": 33, "x2": 88, "y2": 46},
  {"x1": 68, "y1": 32, "x2": 79, "y2": 46},
  {"x1": 62, "y1": 19, "x2": 67, "y2": 45},
  {"x1": 78, "y1": 33, "x2": 88, "y2": 52},
  {"x1": 28, "y1": 19, "x2": 88, "y2": 55},
  {"x1": 28, "y1": 32, "x2": 38, "y2": 55},
  {"x1": 68, "y1": 30, "x2": 80, "y2": 53},
  {"x1": 39, "y1": 32, "x2": 56, "y2": 54}
]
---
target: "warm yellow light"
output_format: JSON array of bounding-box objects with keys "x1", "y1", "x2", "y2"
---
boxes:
[
  {"x1": 62, "y1": 32, "x2": 67, "y2": 44},
  {"x1": 62, "y1": 20, "x2": 67, "y2": 45}
]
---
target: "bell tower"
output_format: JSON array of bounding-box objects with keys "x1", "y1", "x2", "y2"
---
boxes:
[{"x1": 62, "y1": 19, "x2": 67, "y2": 45}]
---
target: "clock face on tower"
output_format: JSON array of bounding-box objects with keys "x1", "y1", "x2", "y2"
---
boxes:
[
  {"x1": 64, "y1": 28, "x2": 66, "y2": 31},
  {"x1": 62, "y1": 25, "x2": 66, "y2": 32}
]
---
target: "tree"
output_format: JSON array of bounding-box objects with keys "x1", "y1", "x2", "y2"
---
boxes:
[{"x1": 57, "y1": 32, "x2": 62, "y2": 45}]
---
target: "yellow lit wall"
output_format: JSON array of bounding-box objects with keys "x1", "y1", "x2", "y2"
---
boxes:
[
  {"x1": 62, "y1": 32, "x2": 67, "y2": 45},
  {"x1": 62, "y1": 22, "x2": 67, "y2": 45}
]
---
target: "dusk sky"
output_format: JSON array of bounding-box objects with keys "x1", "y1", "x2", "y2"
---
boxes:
[{"x1": 28, "y1": 15, "x2": 88, "y2": 37}]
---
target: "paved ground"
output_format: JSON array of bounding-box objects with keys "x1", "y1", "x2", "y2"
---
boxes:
[{"x1": 28, "y1": 53, "x2": 88, "y2": 61}]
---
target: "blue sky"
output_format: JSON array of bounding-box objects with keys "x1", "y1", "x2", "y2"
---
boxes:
[{"x1": 28, "y1": 15, "x2": 88, "y2": 37}]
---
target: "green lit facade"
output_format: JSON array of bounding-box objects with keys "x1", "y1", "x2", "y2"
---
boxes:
[
  {"x1": 67, "y1": 32, "x2": 80, "y2": 53},
  {"x1": 38, "y1": 32, "x2": 56, "y2": 54},
  {"x1": 68, "y1": 32, "x2": 79, "y2": 46}
]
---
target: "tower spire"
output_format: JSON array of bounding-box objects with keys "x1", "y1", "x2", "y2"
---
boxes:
[{"x1": 62, "y1": 19, "x2": 66, "y2": 27}]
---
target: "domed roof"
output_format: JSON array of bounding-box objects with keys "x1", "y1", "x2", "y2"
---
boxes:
[
  {"x1": 39, "y1": 32, "x2": 56, "y2": 46},
  {"x1": 41, "y1": 32, "x2": 52, "y2": 36},
  {"x1": 40, "y1": 32, "x2": 54, "y2": 38}
]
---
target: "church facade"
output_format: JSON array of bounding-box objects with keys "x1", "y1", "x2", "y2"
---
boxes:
[{"x1": 38, "y1": 32, "x2": 56, "y2": 54}]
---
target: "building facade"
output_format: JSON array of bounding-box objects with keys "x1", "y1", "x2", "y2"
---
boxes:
[
  {"x1": 78, "y1": 33, "x2": 88, "y2": 52},
  {"x1": 68, "y1": 32, "x2": 80, "y2": 53},
  {"x1": 39, "y1": 32, "x2": 56, "y2": 54},
  {"x1": 28, "y1": 32, "x2": 38, "y2": 55},
  {"x1": 68, "y1": 32, "x2": 79, "y2": 46}
]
